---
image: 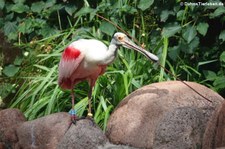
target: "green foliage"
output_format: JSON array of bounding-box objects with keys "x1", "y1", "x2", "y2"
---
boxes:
[
  {"x1": 219, "y1": 30, "x2": 225, "y2": 41},
  {"x1": 3, "y1": 65, "x2": 19, "y2": 77},
  {"x1": 138, "y1": 0, "x2": 154, "y2": 11},
  {"x1": 100, "y1": 21, "x2": 116, "y2": 36},
  {"x1": 0, "y1": 83, "x2": 14, "y2": 99},
  {"x1": 162, "y1": 24, "x2": 181, "y2": 38},
  {"x1": 197, "y1": 22, "x2": 209, "y2": 36},
  {"x1": 0, "y1": 0, "x2": 224, "y2": 130}
]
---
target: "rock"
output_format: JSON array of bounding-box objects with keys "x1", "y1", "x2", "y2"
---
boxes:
[
  {"x1": 106, "y1": 81, "x2": 224, "y2": 149},
  {"x1": 153, "y1": 107, "x2": 204, "y2": 149},
  {"x1": 214, "y1": 101, "x2": 225, "y2": 147},
  {"x1": 16, "y1": 112, "x2": 71, "y2": 149},
  {"x1": 98, "y1": 142, "x2": 139, "y2": 149},
  {"x1": 0, "y1": 108, "x2": 26, "y2": 148},
  {"x1": 203, "y1": 101, "x2": 225, "y2": 149},
  {"x1": 57, "y1": 119, "x2": 108, "y2": 149}
]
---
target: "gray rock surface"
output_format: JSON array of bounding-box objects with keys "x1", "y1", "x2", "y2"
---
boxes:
[
  {"x1": 0, "y1": 108, "x2": 26, "y2": 149},
  {"x1": 153, "y1": 107, "x2": 204, "y2": 149},
  {"x1": 106, "y1": 81, "x2": 224, "y2": 149},
  {"x1": 57, "y1": 119, "x2": 108, "y2": 149},
  {"x1": 98, "y1": 142, "x2": 139, "y2": 149},
  {"x1": 203, "y1": 101, "x2": 225, "y2": 149},
  {"x1": 0, "y1": 108, "x2": 142, "y2": 149},
  {"x1": 16, "y1": 112, "x2": 71, "y2": 149}
]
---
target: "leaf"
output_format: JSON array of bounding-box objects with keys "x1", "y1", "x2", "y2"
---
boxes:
[
  {"x1": 210, "y1": 7, "x2": 225, "y2": 18},
  {"x1": 3, "y1": 65, "x2": 19, "y2": 77},
  {"x1": 162, "y1": 24, "x2": 181, "y2": 38},
  {"x1": 18, "y1": 18, "x2": 34, "y2": 34},
  {"x1": 33, "y1": 18, "x2": 46, "y2": 27},
  {"x1": 188, "y1": 37, "x2": 199, "y2": 53},
  {"x1": 213, "y1": 76, "x2": 225, "y2": 90},
  {"x1": 5, "y1": 13, "x2": 14, "y2": 21},
  {"x1": 220, "y1": 51, "x2": 225, "y2": 62},
  {"x1": 138, "y1": 0, "x2": 154, "y2": 11},
  {"x1": 3, "y1": 22, "x2": 17, "y2": 35},
  {"x1": 8, "y1": 32, "x2": 18, "y2": 41},
  {"x1": 219, "y1": 30, "x2": 225, "y2": 42},
  {"x1": 39, "y1": 25, "x2": 59, "y2": 37},
  {"x1": 121, "y1": 5, "x2": 137, "y2": 14},
  {"x1": 31, "y1": 1, "x2": 45, "y2": 13},
  {"x1": 0, "y1": 0, "x2": 5, "y2": 10},
  {"x1": 13, "y1": 0, "x2": 25, "y2": 3},
  {"x1": 11, "y1": 3, "x2": 29, "y2": 13},
  {"x1": 65, "y1": 5, "x2": 77, "y2": 16},
  {"x1": 45, "y1": 0, "x2": 56, "y2": 8},
  {"x1": 176, "y1": 10, "x2": 184, "y2": 21},
  {"x1": 168, "y1": 45, "x2": 180, "y2": 61},
  {"x1": 182, "y1": 26, "x2": 197, "y2": 43},
  {"x1": 14, "y1": 56, "x2": 23, "y2": 66},
  {"x1": 197, "y1": 22, "x2": 209, "y2": 36},
  {"x1": 100, "y1": 21, "x2": 116, "y2": 36},
  {"x1": 198, "y1": 59, "x2": 218, "y2": 67},
  {"x1": 203, "y1": 70, "x2": 217, "y2": 81},
  {"x1": 74, "y1": 7, "x2": 95, "y2": 18},
  {"x1": 160, "y1": 10, "x2": 174, "y2": 22},
  {"x1": 0, "y1": 83, "x2": 13, "y2": 99}
]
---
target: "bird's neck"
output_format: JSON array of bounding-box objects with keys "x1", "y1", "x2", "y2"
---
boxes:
[{"x1": 99, "y1": 42, "x2": 119, "y2": 65}]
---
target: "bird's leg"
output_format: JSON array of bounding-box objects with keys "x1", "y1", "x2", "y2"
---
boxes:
[
  {"x1": 70, "y1": 89, "x2": 77, "y2": 123},
  {"x1": 87, "y1": 80, "x2": 95, "y2": 118},
  {"x1": 87, "y1": 85, "x2": 93, "y2": 118}
]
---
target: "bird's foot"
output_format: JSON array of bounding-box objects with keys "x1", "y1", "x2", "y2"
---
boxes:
[
  {"x1": 71, "y1": 116, "x2": 86, "y2": 125},
  {"x1": 87, "y1": 112, "x2": 93, "y2": 118},
  {"x1": 71, "y1": 116, "x2": 94, "y2": 125},
  {"x1": 69, "y1": 110, "x2": 95, "y2": 125},
  {"x1": 71, "y1": 115, "x2": 78, "y2": 124},
  {"x1": 69, "y1": 109, "x2": 80, "y2": 125},
  {"x1": 86, "y1": 112, "x2": 95, "y2": 125}
]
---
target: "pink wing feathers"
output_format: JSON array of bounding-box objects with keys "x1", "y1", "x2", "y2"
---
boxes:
[{"x1": 58, "y1": 45, "x2": 84, "y2": 89}]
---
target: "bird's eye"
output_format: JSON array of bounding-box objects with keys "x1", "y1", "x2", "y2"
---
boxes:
[{"x1": 118, "y1": 36, "x2": 123, "y2": 41}]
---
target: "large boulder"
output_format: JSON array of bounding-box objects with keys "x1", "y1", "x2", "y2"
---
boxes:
[
  {"x1": 106, "y1": 81, "x2": 224, "y2": 149},
  {"x1": 0, "y1": 108, "x2": 26, "y2": 148}
]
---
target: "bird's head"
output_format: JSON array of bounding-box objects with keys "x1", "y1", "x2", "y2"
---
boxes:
[
  {"x1": 112, "y1": 32, "x2": 129, "y2": 46},
  {"x1": 112, "y1": 32, "x2": 159, "y2": 62}
]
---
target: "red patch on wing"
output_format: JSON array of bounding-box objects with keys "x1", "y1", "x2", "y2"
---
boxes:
[{"x1": 62, "y1": 46, "x2": 81, "y2": 60}]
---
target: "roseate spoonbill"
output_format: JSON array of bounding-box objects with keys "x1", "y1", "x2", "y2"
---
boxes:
[{"x1": 58, "y1": 32, "x2": 159, "y2": 122}]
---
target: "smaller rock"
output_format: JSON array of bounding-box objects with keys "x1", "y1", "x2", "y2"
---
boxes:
[
  {"x1": 16, "y1": 112, "x2": 71, "y2": 149},
  {"x1": 0, "y1": 108, "x2": 26, "y2": 148},
  {"x1": 57, "y1": 119, "x2": 108, "y2": 149}
]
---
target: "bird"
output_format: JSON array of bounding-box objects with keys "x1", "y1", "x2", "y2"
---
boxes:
[{"x1": 58, "y1": 32, "x2": 159, "y2": 122}]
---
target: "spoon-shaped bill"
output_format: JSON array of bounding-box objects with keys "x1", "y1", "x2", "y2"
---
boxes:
[{"x1": 122, "y1": 38, "x2": 159, "y2": 62}]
